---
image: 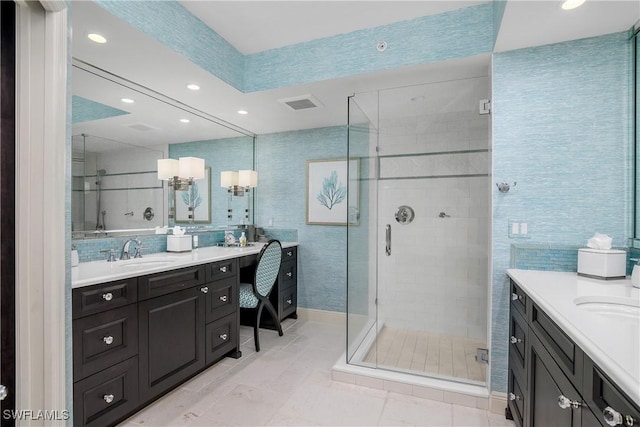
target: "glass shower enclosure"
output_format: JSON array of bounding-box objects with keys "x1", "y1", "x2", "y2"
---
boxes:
[{"x1": 347, "y1": 75, "x2": 491, "y2": 385}]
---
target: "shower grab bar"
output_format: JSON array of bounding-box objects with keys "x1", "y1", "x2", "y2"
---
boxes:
[{"x1": 385, "y1": 224, "x2": 391, "y2": 256}]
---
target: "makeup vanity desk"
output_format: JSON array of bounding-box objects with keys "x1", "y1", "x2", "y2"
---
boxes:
[{"x1": 71, "y1": 242, "x2": 298, "y2": 427}]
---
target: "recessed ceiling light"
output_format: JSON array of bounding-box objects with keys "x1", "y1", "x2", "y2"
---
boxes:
[
  {"x1": 237, "y1": 110, "x2": 248, "y2": 115},
  {"x1": 87, "y1": 33, "x2": 107, "y2": 44},
  {"x1": 561, "y1": 0, "x2": 585, "y2": 10},
  {"x1": 180, "y1": 119, "x2": 190, "y2": 123},
  {"x1": 187, "y1": 84, "x2": 200, "y2": 91},
  {"x1": 121, "y1": 98, "x2": 134, "y2": 104}
]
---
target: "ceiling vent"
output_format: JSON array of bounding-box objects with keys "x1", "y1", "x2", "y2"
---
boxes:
[
  {"x1": 278, "y1": 94, "x2": 323, "y2": 111},
  {"x1": 128, "y1": 122, "x2": 159, "y2": 132}
]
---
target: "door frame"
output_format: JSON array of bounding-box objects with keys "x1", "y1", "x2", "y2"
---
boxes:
[{"x1": 15, "y1": 0, "x2": 68, "y2": 422}]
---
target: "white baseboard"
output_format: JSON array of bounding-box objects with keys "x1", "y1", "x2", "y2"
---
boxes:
[
  {"x1": 490, "y1": 391, "x2": 508, "y2": 415},
  {"x1": 296, "y1": 307, "x2": 345, "y2": 325}
]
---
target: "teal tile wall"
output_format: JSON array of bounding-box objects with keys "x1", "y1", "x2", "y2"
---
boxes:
[
  {"x1": 492, "y1": 0, "x2": 507, "y2": 49},
  {"x1": 72, "y1": 95, "x2": 129, "y2": 124},
  {"x1": 491, "y1": 32, "x2": 632, "y2": 393},
  {"x1": 511, "y1": 244, "x2": 636, "y2": 274},
  {"x1": 244, "y1": 4, "x2": 493, "y2": 92},
  {"x1": 255, "y1": 126, "x2": 348, "y2": 312}
]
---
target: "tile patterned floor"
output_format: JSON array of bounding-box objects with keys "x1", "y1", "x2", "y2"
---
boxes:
[
  {"x1": 363, "y1": 327, "x2": 487, "y2": 383},
  {"x1": 118, "y1": 318, "x2": 513, "y2": 426}
]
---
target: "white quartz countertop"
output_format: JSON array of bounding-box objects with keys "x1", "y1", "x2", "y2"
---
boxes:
[
  {"x1": 72, "y1": 242, "x2": 298, "y2": 289},
  {"x1": 506, "y1": 269, "x2": 640, "y2": 403}
]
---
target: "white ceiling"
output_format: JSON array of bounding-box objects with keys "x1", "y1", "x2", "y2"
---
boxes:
[{"x1": 71, "y1": 0, "x2": 639, "y2": 147}]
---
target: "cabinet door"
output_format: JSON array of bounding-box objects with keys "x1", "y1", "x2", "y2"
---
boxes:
[
  {"x1": 530, "y1": 333, "x2": 582, "y2": 427},
  {"x1": 138, "y1": 287, "x2": 205, "y2": 403}
]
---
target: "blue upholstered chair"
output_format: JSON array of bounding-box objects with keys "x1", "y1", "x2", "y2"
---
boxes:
[{"x1": 239, "y1": 239, "x2": 283, "y2": 352}]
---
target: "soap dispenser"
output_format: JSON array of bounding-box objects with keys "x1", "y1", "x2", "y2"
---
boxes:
[
  {"x1": 631, "y1": 258, "x2": 640, "y2": 288},
  {"x1": 239, "y1": 231, "x2": 247, "y2": 247}
]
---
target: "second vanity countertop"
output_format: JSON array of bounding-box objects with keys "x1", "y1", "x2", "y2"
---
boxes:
[
  {"x1": 72, "y1": 242, "x2": 298, "y2": 289},
  {"x1": 506, "y1": 269, "x2": 639, "y2": 404}
]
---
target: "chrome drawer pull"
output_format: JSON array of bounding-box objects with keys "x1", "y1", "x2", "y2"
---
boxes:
[
  {"x1": 219, "y1": 266, "x2": 227, "y2": 273},
  {"x1": 558, "y1": 395, "x2": 582, "y2": 410},
  {"x1": 103, "y1": 336, "x2": 114, "y2": 345},
  {"x1": 201, "y1": 286, "x2": 209, "y2": 294},
  {"x1": 286, "y1": 251, "x2": 293, "y2": 257},
  {"x1": 286, "y1": 272, "x2": 293, "y2": 277},
  {"x1": 510, "y1": 336, "x2": 522, "y2": 344},
  {"x1": 511, "y1": 293, "x2": 522, "y2": 301},
  {"x1": 286, "y1": 299, "x2": 292, "y2": 305},
  {"x1": 219, "y1": 333, "x2": 228, "y2": 341},
  {"x1": 219, "y1": 295, "x2": 228, "y2": 302},
  {"x1": 103, "y1": 394, "x2": 114, "y2": 404},
  {"x1": 508, "y1": 393, "x2": 520, "y2": 401},
  {"x1": 102, "y1": 292, "x2": 113, "y2": 301}
]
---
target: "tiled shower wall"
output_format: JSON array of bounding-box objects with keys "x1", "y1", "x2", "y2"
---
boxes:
[{"x1": 375, "y1": 76, "x2": 491, "y2": 341}]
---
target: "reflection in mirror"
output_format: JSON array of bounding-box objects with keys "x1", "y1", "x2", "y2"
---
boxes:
[{"x1": 71, "y1": 60, "x2": 256, "y2": 238}]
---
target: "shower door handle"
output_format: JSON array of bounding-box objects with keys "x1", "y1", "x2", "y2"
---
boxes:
[{"x1": 385, "y1": 224, "x2": 391, "y2": 256}]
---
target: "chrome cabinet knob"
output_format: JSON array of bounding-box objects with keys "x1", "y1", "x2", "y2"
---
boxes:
[
  {"x1": 508, "y1": 393, "x2": 520, "y2": 401},
  {"x1": 286, "y1": 251, "x2": 293, "y2": 257},
  {"x1": 0, "y1": 385, "x2": 8, "y2": 401},
  {"x1": 286, "y1": 299, "x2": 292, "y2": 305},
  {"x1": 219, "y1": 266, "x2": 227, "y2": 273},
  {"x1": 510, "y1": 336, "x2": 522, "y2": 344},
  {"x1": 219, "y1": 333, "x2": 228, "y2": 341},
  {"x1": 102, "y1": 292, "x2": 113, "y2": 301},
  {"x1": 558, "y1": 395, "x2": 582, "y2": 410},
  {"x1": 103, "y1": 336, "x2": 114, "y2": 345},
  {"x1": 511, "y1": 293, "x2": 521, "y2": 301},
  {"x1": 219, "y1": 295, "x2": 228, "y2": 302},
  {"x1": 201, "y1": 287, "x2": 209, "y2": 294},
  {"x1": 603, "y1": 407, "x2": 624, "y2": 426},
  {"x1": 103, "y1": 394, "x2": 115, "y2": 404},
  {"x1": 286, "y1": 272, "x2": 293, "y2": 277}
]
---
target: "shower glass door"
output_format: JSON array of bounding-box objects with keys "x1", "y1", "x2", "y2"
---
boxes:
[{"x1": 347, "y1": 75, "x2": 491, "y2": 386}]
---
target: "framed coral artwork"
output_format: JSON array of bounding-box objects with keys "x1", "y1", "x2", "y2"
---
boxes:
[
  {"x1": 175, "y1": 167, "x2": 211, "y2": 223},
  {"x1": 306, "y1": 158, "x2": 359, "y2": 225}
]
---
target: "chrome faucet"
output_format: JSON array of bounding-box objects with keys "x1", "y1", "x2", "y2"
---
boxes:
[{"x1": 120, "y1": 239, "x2": 142, "y2": 260}]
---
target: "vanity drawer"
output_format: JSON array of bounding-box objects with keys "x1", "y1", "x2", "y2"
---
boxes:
[
  {"x1": 509, "y1": 308, "x2": 528, "y2": 382},
  {"x1": 73, "y1": 278, "x2": 137, "y2": 319},
  {"x1": 73, "y1": 356, "x2": 138, "y2": 427},
  {"x1": 205, "y1": 258, "x2": 238, "y2": 282},
  {"x1": 584, "y1": 357, "x2": 640, "y2": 427},
  {"x1": 138, "y1": 265, "x2": 205, "y2": 300},
  {"x1": 280, "y1": 286, "x2": 297, "y2": 319},
  {"x1": 508, "y1": 367, "x2": 526, "y2": 427},
  {"x1": 530, "y1": 302, "x2": 584, "y2": 390},
  {"x1": 73, "y1": 304, "x2": 138, "y2": 381},
  {"x1": 282, "y1": 246, "x2": 297, "y2": 261},
  {"x1": 204, "y1": 276, "x2": 238, "y2": 323},
  {"x1": 510, "y1": 279, "x2": 527, "y2": 318},
  {"x1": 279, "y1": 259, "x2": 297, "y2": 289},
  {"x1": 205, "y1": 313, "x2": 238, "y2": 365}
]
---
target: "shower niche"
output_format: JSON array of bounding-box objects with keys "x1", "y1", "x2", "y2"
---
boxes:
[{"x1": 72, "y1": 134, "x2": 165, "y2": 237}]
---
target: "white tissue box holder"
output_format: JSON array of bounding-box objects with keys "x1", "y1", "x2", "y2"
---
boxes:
[
  {"x1": 577, "y1": 249, "x2": 626, "y2": 280},
  {"x1": 167, "y1": 235, "x2": 192, "y2": 252}
]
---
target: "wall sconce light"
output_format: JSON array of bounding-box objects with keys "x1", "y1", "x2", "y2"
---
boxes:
[
  {"x1": 158, "y1": 157, "x2": 205, "y2": 190},
  {"x1": 220, "y1": 170, "x2": 257, "y2": 196}
]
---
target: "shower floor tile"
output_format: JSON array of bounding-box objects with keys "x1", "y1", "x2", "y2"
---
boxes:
[{"x1": 363, "y1": 327, "x2": 487, "y2": 383}]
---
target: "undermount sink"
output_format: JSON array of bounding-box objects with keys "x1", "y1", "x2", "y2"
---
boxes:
[
  {"x1": 574, "y1": 295, "x2": 640, "y2": 319},
  {"x1": 118, "y1": 257, "x2": 178, "y2": 268}
]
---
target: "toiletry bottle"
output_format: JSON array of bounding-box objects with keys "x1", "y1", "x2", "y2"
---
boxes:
[{"x1": 239, "y1": 231, "x2": 247, "y2": 247}]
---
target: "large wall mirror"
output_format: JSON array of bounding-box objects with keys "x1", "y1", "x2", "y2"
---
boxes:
[{"x1": 71, "y1": 61, "x2": 255, "y2": 238}]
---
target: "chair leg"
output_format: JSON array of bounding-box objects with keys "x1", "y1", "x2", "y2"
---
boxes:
[
  {"x1": 264, "y1": 301, "x2": 283, "y2": 337},
  {"x1": 254, "y1": 303, "x2": 265, "y2": 352}
]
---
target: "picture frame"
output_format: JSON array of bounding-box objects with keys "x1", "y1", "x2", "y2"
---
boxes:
[
  {"x1": 306, "y1": 158, "x2": 359, "y2": 225},
  {"x1": 175, "y1": 167, "x2": 211, "y2": 223}
]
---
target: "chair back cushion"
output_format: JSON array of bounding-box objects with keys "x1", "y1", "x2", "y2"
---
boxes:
[{"x1": 255, "y1": 240, "x2": 282, "y2": 297}]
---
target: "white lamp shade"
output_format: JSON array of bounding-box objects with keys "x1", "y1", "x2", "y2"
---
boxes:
[
  {"x1": 178, "y1": 157, "x2": 205, "y2": 179},
  {"x1": 238, "y1": 170, "x2": 258, "y2": 188},
  {"x1": 157, "y1": 158, "x2": 179, "y2": 180},
  {"x1": 220, "y1": 171, "x2": 238, "y2": 187}
]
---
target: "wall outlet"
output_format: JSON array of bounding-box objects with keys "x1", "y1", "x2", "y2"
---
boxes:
[{"x1": 509, "y1": 220, "x2": 531, "y2": 239}]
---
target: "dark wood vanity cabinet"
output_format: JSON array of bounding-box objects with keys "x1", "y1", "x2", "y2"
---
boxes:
[
  {"x1": 73, "y1": 261, "x2": 242, "y2": 427},
  {"x1": 277, "y1": 246, "x2": 298, "y2": 321},
  {"x1": 507, "y1": 278, "x2": 640, "y2": 427}
]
